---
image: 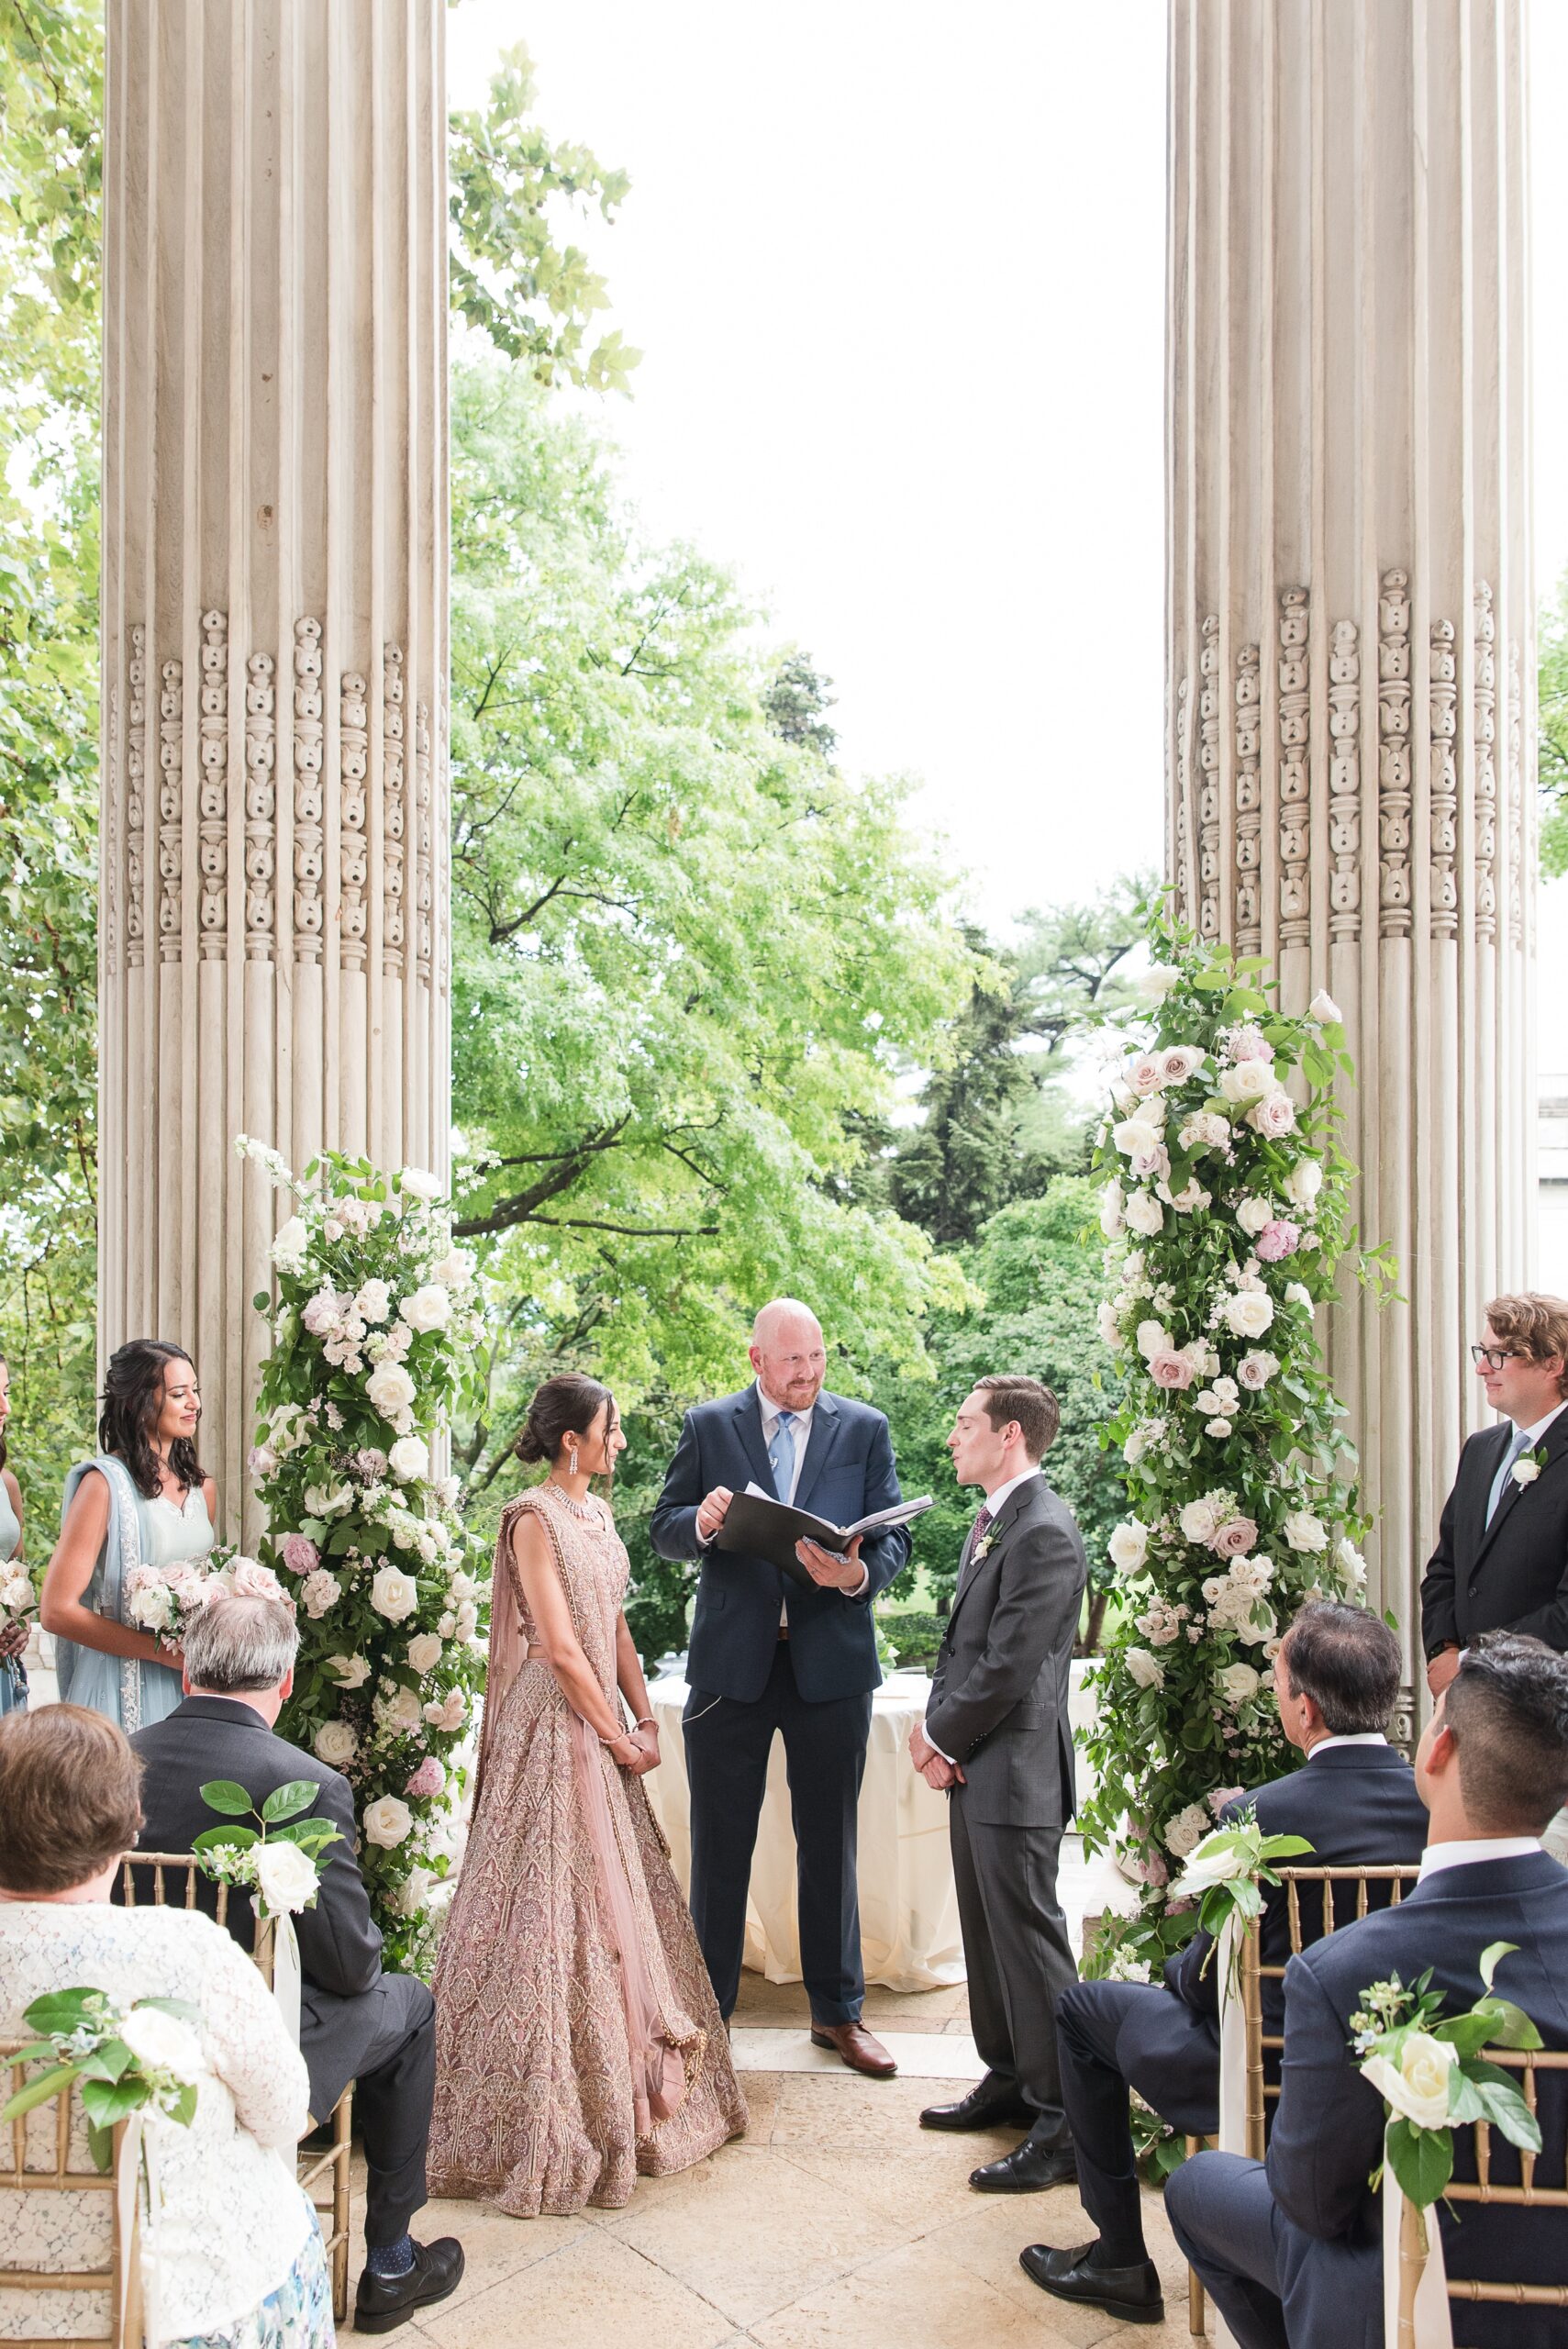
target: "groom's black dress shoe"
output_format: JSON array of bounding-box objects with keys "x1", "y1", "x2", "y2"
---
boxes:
[
  {"x1": 968, "y1": 2134, "x2": 1078, "y2": 2192},
  {"x1": 1019, "y1": 2241, "x2": 1164, "y2": 2323},
  {"x1": 920, "y1": 2076, "x2": 1034, "y2": 2132},
  {"x1": 354, "y1": 2237, "x2": 465, "y2": 2333}
]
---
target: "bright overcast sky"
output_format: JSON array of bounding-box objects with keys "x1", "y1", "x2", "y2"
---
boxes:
[{"x1": 449, "y1": 1, "x2": 1568, "y2": 941}]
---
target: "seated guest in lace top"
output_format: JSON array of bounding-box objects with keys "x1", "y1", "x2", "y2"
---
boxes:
[{"x1": 0, "y1": 1704, "x2": 329, "y2": 2349}]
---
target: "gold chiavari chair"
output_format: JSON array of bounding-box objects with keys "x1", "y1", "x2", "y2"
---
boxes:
[
  {"x1": 0, "y1": 2039, "x2": 140, "y2": 2349},
  {"x1": 1416, "y1": 2046, "x2": 1568, "y2": 2328},
  {"x1": 1185, "y1": 1863, "x2": 1421, "y2": 2336},
  {"x1": 120, "y1": 1854, "x2": 353, "y2": 2321}
]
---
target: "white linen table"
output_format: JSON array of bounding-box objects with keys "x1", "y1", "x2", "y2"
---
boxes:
[{"x1": 642, "y1": 1669, "x2": 965, "y2": 1994}]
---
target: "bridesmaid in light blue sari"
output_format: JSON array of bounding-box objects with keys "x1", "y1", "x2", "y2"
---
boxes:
[
  {"x1": 41, "y1": 1340, "x2": 217, "y2": 1735},
  {"x1": 0, "y1": 1356, "x2": 28, "y2": 1715}
]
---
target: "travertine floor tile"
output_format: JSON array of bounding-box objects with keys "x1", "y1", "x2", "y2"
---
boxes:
[
  {"x1": 746, "y1": 2234, "x2": 1081, "y2": 2349},
  {"x1": 415, "y1": 2227, "x2": 742, "y2": 2349}
]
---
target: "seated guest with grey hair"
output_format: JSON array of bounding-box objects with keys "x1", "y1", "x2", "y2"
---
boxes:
[
  {"x1": 1022, "y1": 1601, "x2": 1429, "y2": 2327},
  {"x1": 126, "y1": 1592, "x2": 463, "y2": 2334}
]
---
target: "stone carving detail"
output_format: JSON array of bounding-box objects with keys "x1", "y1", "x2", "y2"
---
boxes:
[
  {"x1": 1173, "y1": 674, "x2": 1192, "y2": 929},
  {"x1": 244, "y1": 652, "x2": 276, "y2": 960},
  {"x1": 383, "y1": 647, "x2": 406, "y2": 976},
  {"x1": 127, "y1": 628, "x2": 147, "y2": 968},
  {"x1": 1277, "y1": 588, "x2": 1311, "y2": 945},
  {"x1": 1473, "y1": 584, "x2": 1496, "y2": 943},
  {"x1": 1428, "y1": 618, "x2": 1458, "y2": 939},
  {"x1": 198, "y1": 610, "x2": 229, "y2": 961},
  {"x1": 339, "y1": 670, "x2": 370, "y2": 974},
  {"x1": 1507, "y1": 642, "x2": 1523, "y2": 947},
  {"x1": 1233, "y1": 642, "x2": 1262, "y2": 952},
  {"x1": 1376, "y1": 569, "x2": 1412, "y2": 938},
  {"x1": 292, "y1": 619, "x2": 325, "y2": 963},
  {"x1": 1328, "y1": 618, "x2": 1361, "y2": 939},
  {"x1": 414, "y1": 697, "x2": 433, "y2": 980},
  {"x1": 437, "y1": 674, "x2": 450, "y2": 997},
  {"x1": 104, "y1": 685, "x2": 120, "y2": 972},
  {"x1": 1196, "y1": 616, "x2": 1221, "y2": 940},
  {"x1": 157, "y1": 655, "x2": 183, "y2": 963}
]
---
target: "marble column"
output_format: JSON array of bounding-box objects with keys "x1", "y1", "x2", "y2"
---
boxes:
[
  {"x1": 99, "y1": 0, "x2": 450, "y2": 1542},
  {"x1": 1167, "y1": 0, "x2": 1535, "y2": 1666}
]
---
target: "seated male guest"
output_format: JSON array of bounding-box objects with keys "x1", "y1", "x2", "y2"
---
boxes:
[
  {"x1": 1420, "y1": 1292, "x2": 1568, "y2": 1860},
  {"x1": 1165, "y1": 1633, "x2": 1568, "y2": 2349},
  {"x1": 1023, "y1": 1601, "x2": 1428, "y2": 2326},
  {"x1": 127, "y1": 1593, "x2": 463, "y2": 2334}
]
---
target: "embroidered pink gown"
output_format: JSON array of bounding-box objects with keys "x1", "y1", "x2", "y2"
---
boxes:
[{"x1": 428, "y1": 1485, "x2": 746, "y2": 2214}]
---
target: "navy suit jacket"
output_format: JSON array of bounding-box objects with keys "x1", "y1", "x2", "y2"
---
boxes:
[
  {"x1": 650, "y1": 1385, "x2": 909, "y2": 1702},
  {"x1": 1266, "y1": 1852, "x2": 1568, "y2": 2347},
  {"x1": 1111, "y1": 1745, "x2": 1428, "y2": 2134},
  {"x1": 1420, "y1": 1408, "x2": 1568, "y2": 1658}
]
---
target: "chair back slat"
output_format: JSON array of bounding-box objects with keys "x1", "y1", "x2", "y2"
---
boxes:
[
  {"x1": 120, "y1": 1852, "x2": 229, "y2": 1932},
  {"x1": 0, "y1": 2040, "x2": 138, "y2": 2346}
]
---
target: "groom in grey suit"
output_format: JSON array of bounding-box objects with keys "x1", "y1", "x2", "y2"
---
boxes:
[{"x1": 911, "y1": 1375, "x2": 1086, "y2": 2191}]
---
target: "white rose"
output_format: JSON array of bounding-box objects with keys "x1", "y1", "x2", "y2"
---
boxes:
[
  {"x1": 1361, "y1": 2032, "x2": 1457, "y2": 2131},
  {"x1": 1125, "y1": 1646, "x2": 1165, "y2": 1691},
  {"x1": 365, "y1": 1361, "x2": 417, "y2": 1422},
  {"x1": 270, "y1": 1215, "x2": 311, "y2": 1272},
  {"x1": 371, "y1": 1564, "x2": 419, "y2": 1621},
  {"x1": 1238, "y1": 1349, "x2": 1280, "y2": 1389},
  {"x1": 300, "y1": 1569, "x2": 340, "y2": 1620},
  {"x1": 1124, "y1": 1190, "x2": 1166, "y2": 1237},
  {"x1": 1336, "y1": 1538, "x2": 1368, "y2": 1591},
  {"x1": 394, "y1": 1865, "x2": 436, "y2": 1919},
  {"x1": 430, "y1": 1249, "x2": 475, "y2": 1290},
  {"x1": 423, "y1": 1688, "x2": 467, "y2": 1732},
  {"x1": 1223, "y1": 1290, "x2": 1276, "y2": 1340},
  {"x1": 1205, "y1": 1419, "x2": 1233, "y2": 1438},
  {"x1": 455, "y1": 1599, "x2": 480, "y2": 1641},
  {"x1": 448, "y1": 1571, "x2": 478, "y2": 1602},
  {"x1": 1, "y1": 1574, "x2": 31, "y2": 1613},
  {"x1": 401, "y1": 1284, "x2": 451, "y2": 1334},
  {"x1": 363, "y1": 1796, "x2": 414, "y2": 1849},
  {"x1": 1112, "y1": 1116, "x2": 1163, "y2": 1162},
  {"x1": 387, "y1": 1434, "x2": 430, "y2": 1485},
  {"x1": 1138, "y1": 964, "x2": 1184, "y2": 1002},
  {"x1": 378, "y1": 1685, "x2": 424, "y2": 1734},
  {"x1": 406, "y1": 1632, "x2": 444, "y2": 1675},
  {"x1": 1180, "y1": 1497, "x2": 1221, "y2": 1544},
  {"x1": 1218, "y1": 1662, "x2": 1261, "y2": 1708},
  {"x1": 1512, "y1": 1456, "x2": 1541, "y2": 1487},
  {"x1": 1283, "y1": 1509, "x2": 1329, "y2": 1553},
  {"x1": 1108, "y1": 1520, "x2": 1150, "y2": 1575},
  {"x1": 1163, "y1": 1801, "x2": 1213, "y2": 1859},
  {"x1": 399, "y1": 1166, "x2": 444, "y2": 1201},
  {"x1": 1283, "y1": 1158, "x2": 1324, "y2": 1209},
  {"x1": 1218, "y1": 1060, "x2": 1276, "y2": 1105},
  {"x1": 117, "y1": 2004, "x2": 206, "y2": 2082},
  {"x1": 327, "y1": 1653, "x2": 371, "y2": 1690},
  {"x1": 1136, "y1": 1319, "x2": 1173, "y2": 1362},
  {"x1": 1172, "y1": 1833, "x2": 1253, "y2": 1898},
  {"x1": 252, "y1": 1840, "x2": 322, "y2": 1918},
  {"x1": 1096, "y1": 1299, "x2": 1127, "y2": 1350},
  {"x1": 1309, "y1": 989, "x2": 1344, "y2": 1026},
  {"x1": 353, "y1": 1278, "x2": 392, "y2": 1326},
  {"x1": 1099, "y1": 1180, "x2": 1126, "y2": 1238},
  {"x1": 313, "y1": 1720, "x2": 359, "y2": 1769},
  {"x1": 303, "y1": 1481, "x2": 353, "y2": 1519},
  {"x1": 1236, "y1": 1195, "x2": 1274, "y2": 1236}
]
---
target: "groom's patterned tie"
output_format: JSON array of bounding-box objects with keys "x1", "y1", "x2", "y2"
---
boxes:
[
  {"x1": 960, "y1": 1503, "x2": 994, "y2": 1593},
  {"x1": 769, "y1": 1411, "x2": 799, "y2": 1502}
]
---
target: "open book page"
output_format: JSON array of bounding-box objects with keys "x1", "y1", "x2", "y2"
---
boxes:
[{"x1": 742, "y1": 1483, "x2": 933, "y2": 1542}]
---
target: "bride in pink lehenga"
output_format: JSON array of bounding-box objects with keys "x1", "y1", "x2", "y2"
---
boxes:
[{"x1": 429, "y1": 1375, "x2": 746, "y2": 2216}]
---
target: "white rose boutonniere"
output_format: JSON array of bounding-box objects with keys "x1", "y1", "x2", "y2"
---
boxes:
[{"x1": 1511, "y1": 1445, "x2": 1547, "y2": 1489}]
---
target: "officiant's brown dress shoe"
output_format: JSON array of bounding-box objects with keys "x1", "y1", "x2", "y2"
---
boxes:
[{"x1": 810, "y1": 2021, "x2": 898, "y2": 2076}]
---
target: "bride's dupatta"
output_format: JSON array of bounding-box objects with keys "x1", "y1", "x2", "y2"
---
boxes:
[{"x1": 479, "y1": 1497, "x2": 693, "y2": 2134}]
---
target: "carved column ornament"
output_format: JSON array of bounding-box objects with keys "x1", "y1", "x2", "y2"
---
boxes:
[
  {"x1": 157, "y1": 658, "x2": 183, "y2": 963},
  {"x1": 1233, "y1": 643, "x2": 1262, "y2": 952},
  {"x1": 292, "y1": 617, "x2": 325, "y2": 964},
  {"x1": 198, "y1": 610, "x2": 229, "y2": 961},
  {"x1": 1429, "y1": 619, "x2": 1458, "y2": 939},
  {"x1": 1473, "y1": 583, "x2": 1497, "y2": 944},
  {"x1": 1377, "y1": 570, "x2": 1412, "y2": 939},
  {"x1": 126, "y1": 627, "x2": 146, "y2": 970},
  {"x1": 1327, "y1": 621, "x2": 1361, "y2": 940},
  {"x1": 1197, "y1": 617, "x2": 1221, "y2": 941},
  {"x1": 244, "y1": 653, "x2": 276, "y2": 961},
  {"x1": 383, "y1": 646, "x2": 406, "y2": 977},
  {"x1": 1277, "y1": 589, "x2": 1310, "y2": 947}
]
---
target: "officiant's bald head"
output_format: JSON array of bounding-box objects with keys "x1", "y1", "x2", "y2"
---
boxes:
[{"x1": 751, "y1": 1298, "x2": 827, "y2": 1411}]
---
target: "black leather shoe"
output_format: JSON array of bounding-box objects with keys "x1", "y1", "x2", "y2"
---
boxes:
[
  {"x1": 354, "y1": 2237, "x2": 465, "y2": 2333},
  {"x1": 1019, "y1": 2241, "x2": 1164, "y2": 2323},
  {"x1": 968, "y1": 2136, "x2": 1078, "y2": 2192},
  {"x1": 920, "y1": 2076, "x2": 1035, "y2": 2132}
]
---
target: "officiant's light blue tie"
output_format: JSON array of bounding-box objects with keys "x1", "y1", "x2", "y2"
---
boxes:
[
  {"x1": 1486, "y1": 1423, "x2": 1532, "y2": 1525},
  {"x1": 769, "y1": 1411, "x2": 799, "y2": 1502}
]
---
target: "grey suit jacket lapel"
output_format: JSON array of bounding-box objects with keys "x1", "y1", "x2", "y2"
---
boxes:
[
  {"x1": 792, "y1": 1394, "x2": 842, "y2": 1517},
  {"x1": 1473, "y1": 1408, "x2": 1568, "y2": 1568},
  {"x1": 948, "y1": 1482, "x2": 1035, "y2": 1626}
]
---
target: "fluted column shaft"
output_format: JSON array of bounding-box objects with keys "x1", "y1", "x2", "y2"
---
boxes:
[
  {"x1": 100, "y1": 0, "x2": 450, "y2": 1542},
  {"x1": 1167, "y1": 0, "x2": 1535, "y2": 1667}
]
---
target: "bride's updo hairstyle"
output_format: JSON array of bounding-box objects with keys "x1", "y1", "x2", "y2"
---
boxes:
[
  {"x1": 516, "y1": 1373, "x2": 618, "y2": 1474},
  {"x1": 99, "y1": 1339, "x2": 208, "y2": 1500}
]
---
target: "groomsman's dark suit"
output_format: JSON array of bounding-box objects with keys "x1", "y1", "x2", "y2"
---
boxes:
[
  {"x1": 1166, "y1": 1849, "x2": 1568, "y2": 2349},
  {"x1": 923, "y1": 1473, "x2": 1085, "y2": 2154},
  {"x1": 651, "y1": 1385, "x2": 910, "y2": 2026},
  {"x1": 1055, "y1": 1744, "x2": 1429, "y2": 2258},
  {"x1": 128, "y1": 1694, "x2": 436, "y2": 2249},
  {"x1": 1421, "y1": 1405, "x2": 1568, "y2": 1660}
]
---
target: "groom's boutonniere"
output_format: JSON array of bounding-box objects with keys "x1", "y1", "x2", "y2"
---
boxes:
[
  {"x1": 1511, "y1": 1445, "x2": 1548, "y2": 1489},
  {"x1": 973, "y1": 1532, "x2": 995, "y2": 1563}
]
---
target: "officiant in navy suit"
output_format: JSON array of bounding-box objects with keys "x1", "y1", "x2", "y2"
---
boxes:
[{"x1": 651, "y1": 1298, "x2": 911, "y2": 2076}]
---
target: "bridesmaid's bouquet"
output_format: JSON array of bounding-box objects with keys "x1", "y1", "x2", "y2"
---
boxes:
[
  {"x1": 0, "y1": 1562, "x2": 35, "y2": 1634},
  {"x1": 123, "y1": 1547, "x2": 293, "y2": 1653}
]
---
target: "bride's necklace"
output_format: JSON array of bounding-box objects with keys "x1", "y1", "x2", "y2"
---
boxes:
[{"x1": 545, "y1": 1476, "x2": 602, "y2": 1524}]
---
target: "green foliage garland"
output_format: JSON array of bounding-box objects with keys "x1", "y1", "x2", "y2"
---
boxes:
[
  {"x1": 241, "y1": 1141, "x2": 490, "y2": 1970},
  {"x1": 1080, "y1": 918, "x2": 1387, "y2": 1976}
]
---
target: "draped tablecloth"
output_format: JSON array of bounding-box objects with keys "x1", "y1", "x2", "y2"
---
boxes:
[{"x1": 642, "y1": 1670, "x2": 965, "y2": 1994}]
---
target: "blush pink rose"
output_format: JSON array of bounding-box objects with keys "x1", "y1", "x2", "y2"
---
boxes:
[
  {"x1": 1160, "y1": 1045, "x2": 1206, "y2": 1085},
  {"x1": 1247, "y1": 1091, "x2": 1298, "y2": 1140},
  {"x1": 1129, "y1": 1144, "x2": 1169, "y2": 1181},
  {"x1": 1128, "y1": 1053, "x2": 1166, "y2": 1097},
  {"x1": 1135, "y1": 1852, "x2": 1170, "y2": 1887},
  {"x1": 1212, "y1": 1516, "x2": 1260, "y2": 1557},
  {"x1": 1255, "y1": 1218, "x2": 1301, "y2": 1262},
  {"x1": 1228, "y1": 1026, "x2": 1274, "y2": 1063},
  {"x1": 405, "y1": 1756, "x2": 447, "y2": 1800},
  {"x1": 1208, "y1": 1785, "x2": 1248, "y2": 1819},
  {"x1": 1149, "y1": 1350, "x2": 1196, "y2": 1390},
  {"x1": 279, "y1": 1532, "x2": 320, "y2": 1576}
]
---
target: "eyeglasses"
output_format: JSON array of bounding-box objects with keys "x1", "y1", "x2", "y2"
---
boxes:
[{"x1": 1470, "y1": 1345, "x2": 1524, "y2": 1371}]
